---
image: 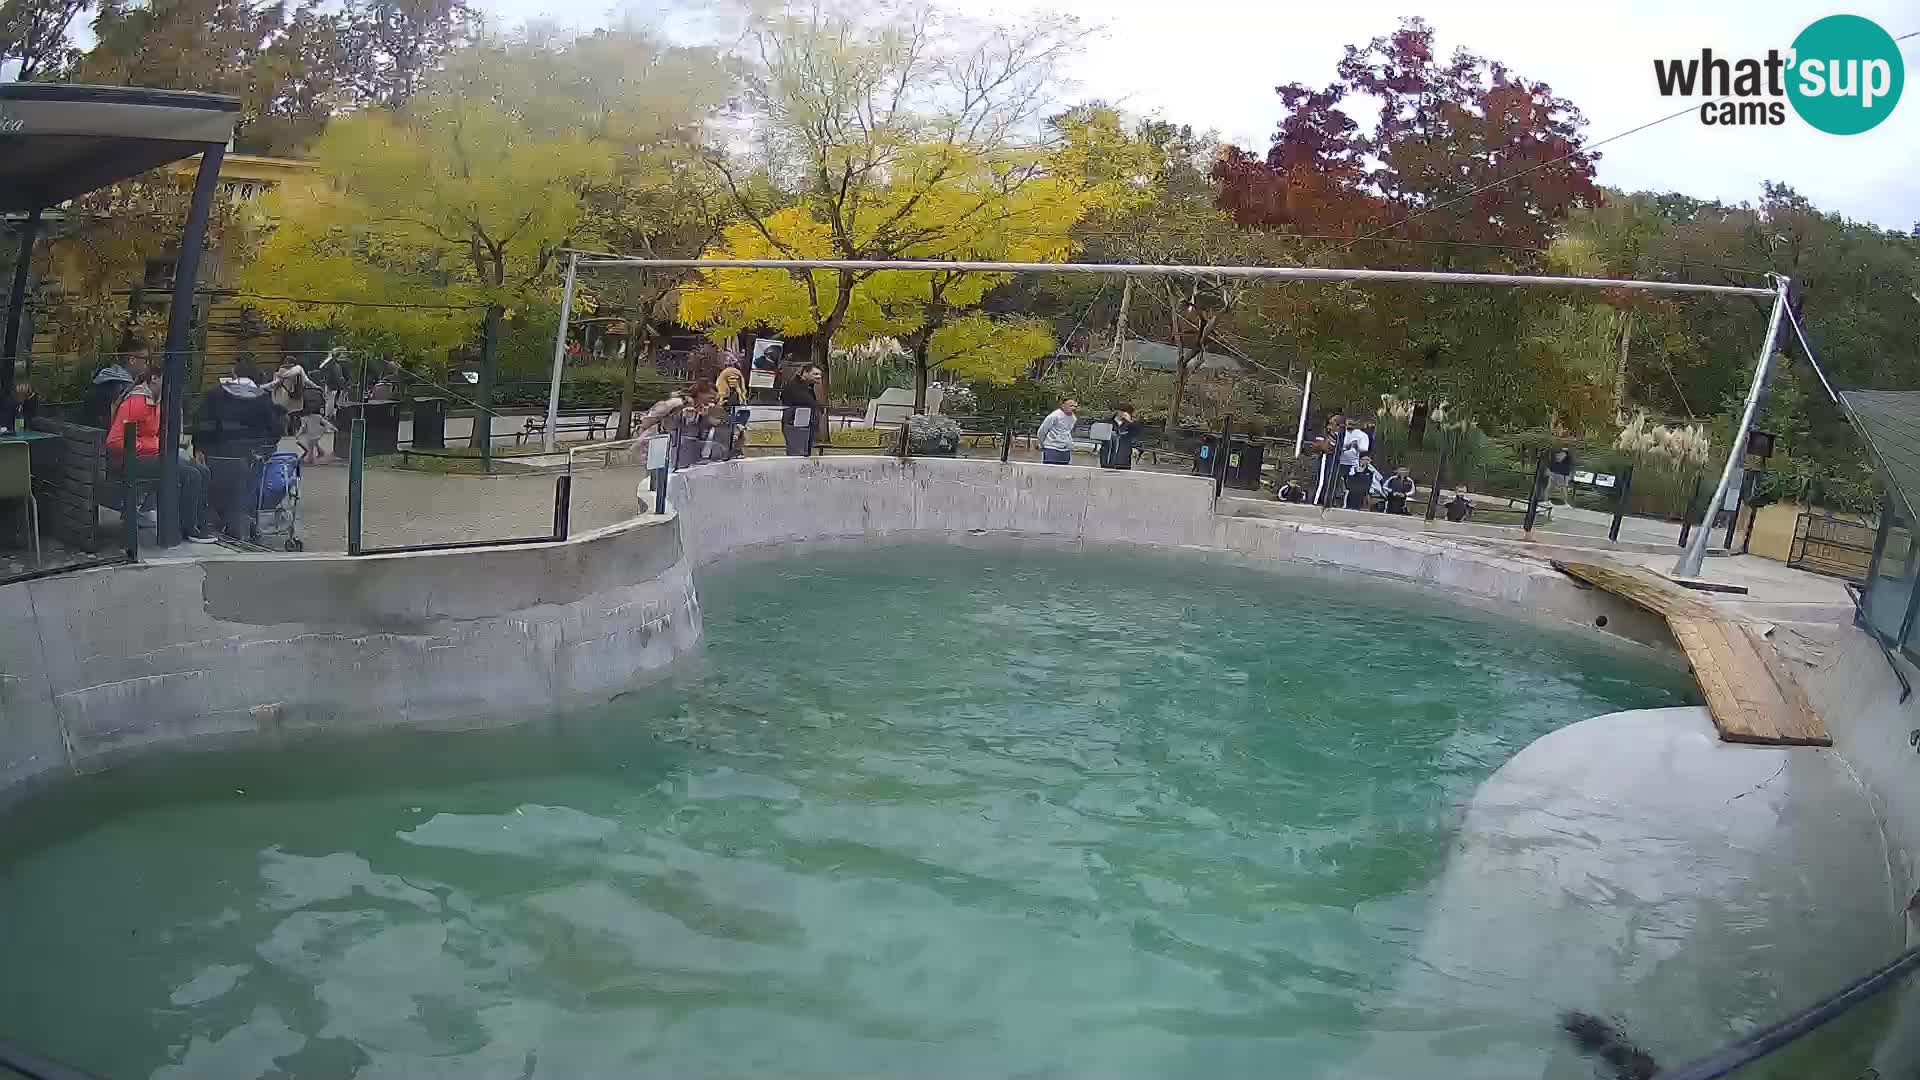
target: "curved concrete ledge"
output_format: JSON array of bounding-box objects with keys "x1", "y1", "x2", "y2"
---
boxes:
[
  {"x1": 668, "y1": 455, "x2": 1675, "y2": 650},
  {"x1": 0, "y1": 514, "x2": 701, "y2": 802},
  {"x1": 1347, "y1": 706, "x2": 1904, "y2": 1078}
]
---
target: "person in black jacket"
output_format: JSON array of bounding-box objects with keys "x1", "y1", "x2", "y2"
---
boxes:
[
  {"x1": 84, "y1": 342, "x2": 148, "y2": 428},
  {"x1": 781, "y1": 364, "x2": 822, "y2": 457},
  {"x1": 195, "y1": 362, "x2": 286, "y2": 539},
  {"x1": 1098, "y1": 403, "x2": 1143, "y2": 469},
  {"x1": 1381, "y1": 466, "x2": 1416, "y2": 514}
]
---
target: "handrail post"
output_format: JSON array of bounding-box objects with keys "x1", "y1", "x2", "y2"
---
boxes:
[
  {"x1": 122, "y1": 422, "x2": 139, "y2": 562},
  {"x1": 899, "y1": 419, "x2": 911, "y2": 462},
  {"x1": 1679, "y1": 474, "x2": 1706, "y2": 549},
  {"x1": 1521, "y1": 449, "x2": 1545, "y2": 536},
  {"x1": 1425, "y1": 430, "x2": 1449, "y2": 522},
  {"x1": 1741, "y1": 472, "x2": 1762, "y2": 553},
  {"x1": 347, "y1": 416, "x2": 365, "y2": 556},
  {"x1": 552, "y1": 473, "x2": 572, "y2": 540},
  {"x1": 1001, "y1": 408, "x2": 1014, "y2": 463},
  {"x1": 1609, "y1": 466, "x2": 1634, "y2": 542},
  {"x1": 1212, "y1": 415, "x2": 1233, "y2": 503}
]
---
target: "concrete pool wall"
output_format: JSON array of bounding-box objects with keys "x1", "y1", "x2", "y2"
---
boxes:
[
  {"x1": 0, "y1": 456, "x2": 1673, "y2": 806},
  {"x1": 668, "y1": 455, "x2": 1674, "y2": 648},
  {"x1": 0, "y1": 454, "x2": 1916, "y2": 1070},
  {"x1": 0, "y1": 514, "x2": 700, "y2": 801}
]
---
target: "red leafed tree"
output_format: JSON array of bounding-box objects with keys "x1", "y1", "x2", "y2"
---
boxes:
[{"x1": 1215, "y1": 18, "x2": 1603, "y2": 424}]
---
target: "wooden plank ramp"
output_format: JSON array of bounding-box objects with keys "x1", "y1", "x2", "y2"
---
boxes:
[{"x1": 1553, "y1": 560, "x2": 1830, "y2": 747}]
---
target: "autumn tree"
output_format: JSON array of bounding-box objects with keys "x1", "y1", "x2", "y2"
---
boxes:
[
  {"x1": 242, "y1": 28, "x2": 731, "y2": 435},
  {"x1": 0, "y1": 0, "x2": 85, "y2": 79},
  {"x1": 563, "y1": 26, "x2": 739, "y2": 436},
  {"x1": 1213, "y1": 17, "x2": 1602, "y2": 425},
  {"x1": 339, "y1": 0, "x2": 473, "y2": 109},
  {"x1": 683, "y1": 1, "x2": 1082, "y2": 407}
]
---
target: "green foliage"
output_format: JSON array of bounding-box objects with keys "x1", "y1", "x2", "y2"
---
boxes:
[
  {"x1": 486, "y1": 364, "x2": 676, "y2": 411},
  {"x1": 970, "y1": 379, "x2": 1058, "y2": 420},
  {"x1": 1039, "y1": 361, "x2": 1174, "y2": 421},
  {"x1": 828, "y1": 343, "x2": 911, "y2": 406}
]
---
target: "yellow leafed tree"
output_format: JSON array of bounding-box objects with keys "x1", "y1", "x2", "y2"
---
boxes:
[
  {"x1": 241, "y1": 26, "x2": 729, "y2": 436},
  {"x1": 680, "y1": 2, "x2": 1098, "y2": 411}
]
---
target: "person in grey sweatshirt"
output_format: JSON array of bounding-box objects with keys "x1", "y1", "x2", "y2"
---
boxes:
[
  {"x1": 1036, "y1": 398, "x2": 1078, "y2": 464},
  {"x1": 85, "y1": 342, "x2": 148, "y2": 428}
]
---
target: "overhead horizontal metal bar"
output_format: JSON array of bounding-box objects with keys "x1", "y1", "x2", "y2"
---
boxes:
[{"x1": 565, "y1": 253, "x2": 1775, "y2": 298}]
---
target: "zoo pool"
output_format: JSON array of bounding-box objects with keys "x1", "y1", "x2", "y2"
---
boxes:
[{"x1": 0, "y1": 546, "x2": 1709, "y2": 1078}]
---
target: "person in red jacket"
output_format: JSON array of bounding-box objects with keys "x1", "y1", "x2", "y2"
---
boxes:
[{"x1": 106, "y1": 363, "x2": 217, "y2": 543}]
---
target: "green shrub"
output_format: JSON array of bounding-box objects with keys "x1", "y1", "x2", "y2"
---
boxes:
[{"x1": 489, "y1": 365, "x2": 676, "y2": 411}]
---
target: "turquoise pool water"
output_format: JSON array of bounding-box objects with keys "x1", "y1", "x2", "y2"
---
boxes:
[{"x1": 0, "y1": 547, "x2": 1700, "y2": 1078}]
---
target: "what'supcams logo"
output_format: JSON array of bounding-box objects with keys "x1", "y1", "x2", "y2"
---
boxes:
[{"x1": 1653, "y1": 14, "x2": 1903, "y2": 133}]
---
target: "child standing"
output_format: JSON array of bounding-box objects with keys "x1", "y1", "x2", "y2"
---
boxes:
[{"x1": 296, "y1": 410, "x2": 336, "y2": 463}]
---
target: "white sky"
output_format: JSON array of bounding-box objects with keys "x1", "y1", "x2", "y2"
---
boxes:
[{"x1": 495, "y1": 0, "x2": 1920, "y2": 231}]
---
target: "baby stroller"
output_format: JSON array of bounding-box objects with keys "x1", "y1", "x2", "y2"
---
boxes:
[
  {"x1": 253, "y1": 450, "x2": 304, "y2": 551},
  {"x1": 208, "y1": 447, "x2": 303, "y2": 551}
]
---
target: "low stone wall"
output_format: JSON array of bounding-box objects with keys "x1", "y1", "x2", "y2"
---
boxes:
[
  {"x1": 668, "y1": 456, "x2": 1673, "y2": 648},
  {"x1": 0, "y1": 515, "x2": 701, "y2": 801},
  {"x1": 1782, "y1": 624, "x2": 1920, "y2": 933},
  {"x1": 1362, "y1": 705, "x2": 1912, "y2": 1076}
]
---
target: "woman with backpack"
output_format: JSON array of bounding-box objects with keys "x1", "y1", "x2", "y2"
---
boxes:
[{"x1": 271, "y1": 359, "x2": 324, "y2": 436}]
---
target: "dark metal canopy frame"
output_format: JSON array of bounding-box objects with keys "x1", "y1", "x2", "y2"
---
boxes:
[{"x1": 1, "y1": 83, "x2": 242, "y2": 546}]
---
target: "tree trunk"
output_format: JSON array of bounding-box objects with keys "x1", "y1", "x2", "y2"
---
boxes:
[
  {"x1": 1614, "y1": 310, "x2": 1635, "y2": 421},
  {"x1": 909, "y1": 327, "x2": 934, "y2": 413},
  {"x1": 615, "y1": 322, "x2": 648, "y2": 441},
  {"x1": 809, "y1": 274, "x2": 856, "y2": 445},
  {"x1": 1165, "y1": 353, "x2": 1195, "y2": 441},
  {"x1": 469, "y1": 303, "x2": 501, "y2": 450}
]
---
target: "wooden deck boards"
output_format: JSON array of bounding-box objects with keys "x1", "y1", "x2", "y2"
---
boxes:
[{"x1": 1554, "y1": 561, "x2": 1831, "y2": 747}]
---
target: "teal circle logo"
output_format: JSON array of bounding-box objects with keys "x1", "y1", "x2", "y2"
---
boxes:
[{"x1": 1787, "y1": 15, "x2": 1903, "y2": 134}]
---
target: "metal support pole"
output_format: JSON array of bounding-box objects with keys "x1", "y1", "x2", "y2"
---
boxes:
[
  {"x1": 1610, "y1": 467, "x2": 1634, "y2": 543},
  {"x1": 1425, "y1": 432, "x2": 1450, "y2": 522},
  {"x1": 652, "y1": 462, "x2": 668, "y2": 515},
  {"x1": 1212, "y1": 415, "x2": 1233, "y2": 503},
  {"x1": 1677, "y1": 276, "x2": 1790, "y2": 577},
  {"x1": 2, "y1": 207, "x2": 42, "y2": 414},
  {"x1": 1898, "y1": 564, "x2": 1920, "y2": 645},
  {"x1": 1001, "y1": 408, "x2": 1014, "y2": 463},
  {"x1": 542, "y1": 253, "x2": 579, "y2": 453},
  {"x1": 1679, "y1": 475, "x2": 1706, "y2": 549},
  {"x1": 347, "y1": 417, "x2": 365, "y2": 556},
  {"x1": 156, "y1": 143, "x2": 226, "y2": 546},
  {"x1": 1522, "y1": 450, "x2": 1546, "y2": 535},
  {"x1": 122, "y1": 423, "x2": 139, "y2": 562},
  {"x1": 571, "y1": 255, "x2": 1776, "y2": 298},
  {"x1": 475, "y1": 303, "x2": 501, "y2": 465},
  {"x1": 1293, "y1": 369, "x2": 1313, "y2": 458},
  {"x1": 552, "y1": 474, "x2": 572, "y2": 540},
  {"x1": 898, "y1": 420, "x2": 911, "y2": 462}
]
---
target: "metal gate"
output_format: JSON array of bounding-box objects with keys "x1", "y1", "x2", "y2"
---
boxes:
[{"x1": 1787, "y1": 511, "x2": 1875, "y2": 581}]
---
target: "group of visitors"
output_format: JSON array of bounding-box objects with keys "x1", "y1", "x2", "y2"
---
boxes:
[
  {"x1": 1277, "y1": 412, "x2": 1483, "y2": 520},
  {"x1": 632, "y1": 362, "x2": 825, "y2": 469},
  {"x1": 80, "y1": 341, "x2": 310, "y2": 542},
  {"x1": 1291, "y1": 413, "x2": 1419, "y2": 513},
  {"x1": 1034, "y1": 398, "x2": 1145, "y2": 469}
]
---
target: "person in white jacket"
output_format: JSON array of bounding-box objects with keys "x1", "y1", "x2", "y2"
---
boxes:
[{"x1": 1036, "y1": 398, "x2": 1078, "y2": 464}]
